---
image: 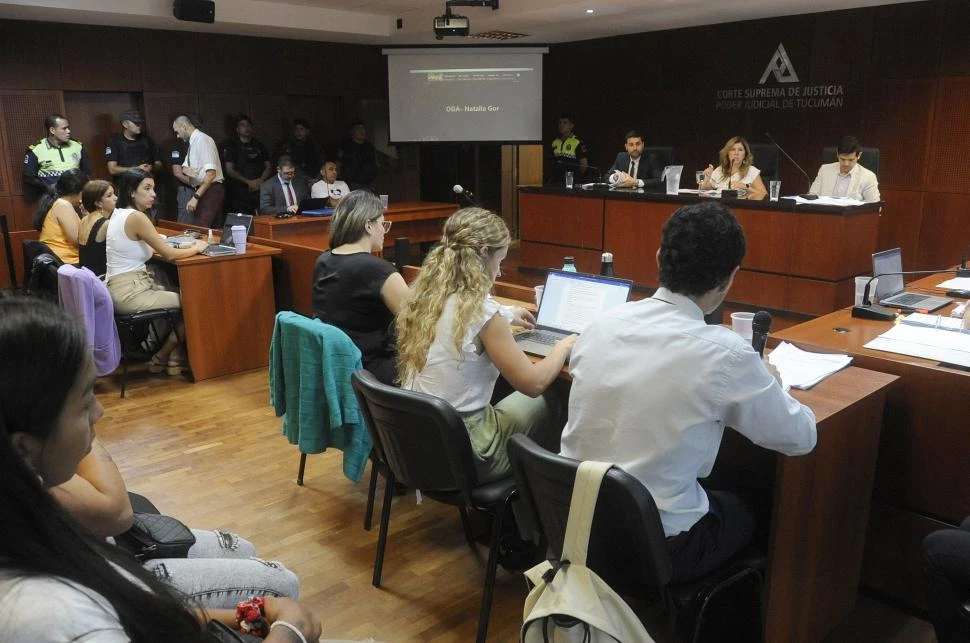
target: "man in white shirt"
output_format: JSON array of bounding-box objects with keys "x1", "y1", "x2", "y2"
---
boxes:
[
  {"x1": 309, "y1": 161, "x2": 351, "y2": 206},
  {"x1": 172, "y1": 114, "x2": 225, "y2": 227},
  {"x1": 560, "y1": 200, "x2": 817, "y2": 583},
  {"x1": 808, "y1": 135, "x2": 880, "y2": 202}
]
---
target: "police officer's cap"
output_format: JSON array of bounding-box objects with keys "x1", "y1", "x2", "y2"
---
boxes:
[{"x1": 119, "y1": 110, "x2": 144, "y2": 124}]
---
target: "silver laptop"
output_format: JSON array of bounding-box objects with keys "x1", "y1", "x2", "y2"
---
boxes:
[
  {"x1": 221, "y1": 213, "x2": 254, "y2": 246},
  {"x1": 515, "y1": 270, "x2": 633, "y2": 357},
  {"x1": 872, "y1": 247, "x2": 951, "y2": 312}
]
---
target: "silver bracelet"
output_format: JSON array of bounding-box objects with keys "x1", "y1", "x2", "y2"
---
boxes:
[{"x1": 270, "y1": 620, "x2": 309, "y2": 643}]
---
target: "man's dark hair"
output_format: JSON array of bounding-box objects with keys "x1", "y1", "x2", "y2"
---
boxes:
[
  {"x1": 235, "y1": 114, "x2": 252, "y2": 127},
  {"x1": 558, "y1": 113, "x2": 575, "y2": 124},
  {"x1": 44, "y1": 114, "x2": 67, "y2": 132},
  {"x1": 624, "y1": 129, "x2": 643, "y2": 143},
  {"x1": 292, "y1": 118, "x2": 310, "y2": 129},
  {"x1": 658, "y1": 201, "x2": 746, "y2": 296},
  {"x1": 837, "y1": 136, "x2": 862, "y2": 155},
  {"x1": 277, "y1": 155, "x2": 295, "y2": 169}
]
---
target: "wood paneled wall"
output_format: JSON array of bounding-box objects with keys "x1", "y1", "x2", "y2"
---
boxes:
[
  {"x1": 543, "y1": 0, "x2": 970, "y2": 273},
  {"x1": 0, "y1": 19, "x2": 403, "y2": 288}
]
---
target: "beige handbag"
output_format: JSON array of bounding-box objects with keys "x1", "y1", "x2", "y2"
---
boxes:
[{"x1": 521, "y1": 460, "x2": 655, "y2": 643}]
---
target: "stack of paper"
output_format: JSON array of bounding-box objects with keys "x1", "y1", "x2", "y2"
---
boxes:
[
  {"x1": 768, "y1": 341, "x2": 853, "y2": 389},
  {"x1": 865, "y1": 323, "x2": 970, "y2": 368},
  {"x1": 901, "y1": 313, "x2": 965, "y2": 331},
  {"x1": 936, "y1": 277, "x2": 970, "y2": 289},
  {"x1": 783, "y1": 195, "x2": 867, "y2": 206}
]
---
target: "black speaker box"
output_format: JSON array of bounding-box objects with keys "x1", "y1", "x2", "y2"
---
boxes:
[{"x1": 173, "y1": 0, "x2": 215, "y2": 23}]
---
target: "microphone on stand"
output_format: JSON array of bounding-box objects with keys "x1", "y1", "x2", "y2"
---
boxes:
[
  {"x1": 453, "y1": 184, "x2": 480, "y2": 207},
  {"x1": 854, "y1": 269, "x2": 961, "y2": 321},
  {"x1": 751, "y1": 311, "x2": 772, "y2": 357},
  {"x1": 764, "y1": 131, "x2": 816, "y2": 197}
]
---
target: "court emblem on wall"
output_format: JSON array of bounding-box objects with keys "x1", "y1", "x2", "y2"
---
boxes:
[{"x1": 759, "y1": 43, "x2": 799, "y2": 84}]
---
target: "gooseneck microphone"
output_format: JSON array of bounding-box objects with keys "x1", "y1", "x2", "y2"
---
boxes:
[
  {"x1": 853, "y1": 269, "x2": 961, "y2": 321},
  {"x1": 751, "y1": 310, "x2": 772, "y2": 357},
  {"x1": 959, "y1": 245, "x2": 970, "y2": 278},
  {"x1": 453, "y1": 184, "x2": 480, "y2": 206},
  {"x1": 764, "y1": 131, "x2": 816, "y2": 195}
]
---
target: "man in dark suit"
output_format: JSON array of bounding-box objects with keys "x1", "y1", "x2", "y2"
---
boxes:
[
  {"x1": 259, "y1": 155, "x2": 309, "y2": 215},
  {"x1": 607, "y1": 130, "x2": 661, "y2": 189}
]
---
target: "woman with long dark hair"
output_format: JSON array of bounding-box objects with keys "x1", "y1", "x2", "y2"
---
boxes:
[
  {"x1": 108, "y1": 169, "x2": 206, "y2": 374},
  {"x1": 0, "y1": 297, "x2": 321, "y2": 642},
  {"x1": 34, "y1": 167, "x2": 88, "y2": 264}
]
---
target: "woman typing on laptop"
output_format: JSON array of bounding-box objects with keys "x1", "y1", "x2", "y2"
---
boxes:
[
  {"x1": 396, "y1": 208, "x2": 576, "y2": 481},
  {"x1": 106, "y1": 169, "x2": 207, "y2": 375}
]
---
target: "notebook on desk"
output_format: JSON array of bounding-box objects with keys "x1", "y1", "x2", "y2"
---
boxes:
[
  {"x1": 514, "y1": 270, "x2": 632, "y2": 358},
  {"x1": 872, "y1": 247, "x2": 951, "y2": 312}
]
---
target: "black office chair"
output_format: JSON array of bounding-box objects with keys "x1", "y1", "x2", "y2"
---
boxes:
[
  {"x1": 644, "y1": 146, "x2": 675, "y2": 173},
  {"x1": 749, "y1": 144, "x2": 780, "y2": 183},
  {"x1": 821, "y1": 146, "x2": 880, "y2": 177},
  {"x1": 114, "y1": 307, "x2": 183, "y2": 398},
  {"x1": 22, "y1": 239, "x2": 59, "y2": 297},
  {"x1": 507, "y1": 434, "x2": 765, "y2": 643},
  {"x1": 350, "y1": 369, "x2": 516, "y2": 643},
  {"x1": 0, "y1": 214, "x2": 16, "y2": 291}
]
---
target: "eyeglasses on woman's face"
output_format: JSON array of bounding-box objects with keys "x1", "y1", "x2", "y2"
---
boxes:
[{"x1": 370, "y1": 218, "x2": 392, "y2": 233}]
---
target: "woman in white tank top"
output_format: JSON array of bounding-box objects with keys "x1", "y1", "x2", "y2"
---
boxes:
[{"x1": 106, "y1": 169, "x2": 208, "y2": 375}]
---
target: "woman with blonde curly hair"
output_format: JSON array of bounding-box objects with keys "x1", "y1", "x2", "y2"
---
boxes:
[
  {"x1": 700, "y1": 135, "x2": 767, "y2": 200},
  {"x1": 397, "y1": 208, "x2": 576, "y2": 481}
]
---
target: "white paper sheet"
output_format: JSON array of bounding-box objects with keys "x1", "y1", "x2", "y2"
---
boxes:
[
  {"x1": 768, "y1": 341, "x2": 853, "y2": 390},
  {"x1": 864, "y1": 323, "x2": 970, "y2": 367}
]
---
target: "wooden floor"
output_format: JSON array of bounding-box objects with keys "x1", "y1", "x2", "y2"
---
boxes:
[{"x1": 95, "y1": 365, "x2": 937, "y2": 643}]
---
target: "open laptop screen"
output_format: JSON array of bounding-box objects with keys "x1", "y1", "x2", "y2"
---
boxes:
[
  {"x1": 222, "y1": 213, "x2": 254, "y2": 246},
  {"x1": 872, "y1": 248, "x2": 905, "y2": 300},
  {"x1": 536, "y1": 271, "x2": 631, "y2": 334}
]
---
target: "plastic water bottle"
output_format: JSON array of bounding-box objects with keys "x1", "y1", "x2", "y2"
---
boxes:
[
  {"x1": 207, "y1": 229, "x2": 215, "y2": 245},
  {"x1": 600, "y1": 252, "x2": 614, "y2": 277},
  {"x1": 561, "y1": 257, "x2": 577, "y2": 272}
]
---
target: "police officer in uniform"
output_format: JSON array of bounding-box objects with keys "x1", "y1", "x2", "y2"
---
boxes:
[
  {"x1": 105, "y1": 110, "x2": 161, "y2": 179},
  {"x1": 549, "y1": 113, "x2": 588, "y2": 184},
  {"x1": 222, "y1": 114, "x2": 271, "y2": 215},
  {"x1": 23, "y1": 113, "x2": 93, "y2": 196}
]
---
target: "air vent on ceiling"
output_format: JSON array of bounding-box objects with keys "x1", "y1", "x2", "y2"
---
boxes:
[{"x1": 470, "y1": 30, "x2": 528, "y2": 40}]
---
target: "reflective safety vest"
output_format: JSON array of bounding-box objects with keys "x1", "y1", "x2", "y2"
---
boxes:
[
  {"x1": 551, "y1": 134, "x2": 584, "y2": 160},
  {"x1": 28, "y1": 138, "x2": 85, "y2": 182}
]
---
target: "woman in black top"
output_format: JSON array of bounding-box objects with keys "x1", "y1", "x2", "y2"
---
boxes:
[
  {"x1": 77, "y1": 180, "x2": 116, "y2": 278},
  {"x1": 311, "y1": 190, "x2": 409, "y2": 385}
]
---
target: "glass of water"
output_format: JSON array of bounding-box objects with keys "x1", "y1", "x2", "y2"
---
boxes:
[
  {"x1": 695, "y1": 170, "x2": 706, "y2": 187},
  {"x1": 769, "y1": 180, "x2": 781, "y2": 201},
  {"x1": 565, "y1": 171, "x2": 574, "y2": 189}
]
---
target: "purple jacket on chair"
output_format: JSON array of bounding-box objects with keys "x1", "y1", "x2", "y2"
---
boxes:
[{"x1": 57, "y1": 264, "x2": 121, "y2": 376}]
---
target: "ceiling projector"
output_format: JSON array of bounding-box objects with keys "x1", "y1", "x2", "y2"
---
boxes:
[{"x1": 433, "y1": 14, "x2": 470, "y2": 38}]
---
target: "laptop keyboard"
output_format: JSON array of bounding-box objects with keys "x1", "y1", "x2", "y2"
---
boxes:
[
  {"x1": 517, "y1": 330, "x2": 561, "y2": 346},
  {"x1": 888, "y1": 293, "x2": 925, "y2": 306}
]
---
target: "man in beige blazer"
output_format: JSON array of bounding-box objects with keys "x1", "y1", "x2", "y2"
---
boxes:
[{"x1": 809, "y1": 136, "x2": 880, "y2": 202}]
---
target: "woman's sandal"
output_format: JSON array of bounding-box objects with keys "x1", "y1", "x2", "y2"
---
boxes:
[
  {"x1": 165, "y1": 355, "x2": 188, "y2": 376},
  {"x1": 148, "y1": 355, "x2": 167, "y2": 374}
]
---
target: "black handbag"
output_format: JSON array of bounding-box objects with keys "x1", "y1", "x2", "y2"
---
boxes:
[
  {"x1": 206, "y1": 620, "x2": 263, "y2": 642},
  {"x1": 115, "y1": 513, "x2": 196, "y2": 560}
]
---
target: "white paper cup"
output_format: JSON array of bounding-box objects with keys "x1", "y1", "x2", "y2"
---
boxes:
[
  {"x1": 379, "y1": 194, "x2": 389, "y2": 210},
  {"x1": 231, "y1": 225, "x2": 247, "y2": 254},
  {"x1": 534, "y1": 285, "x2": 544, "y2": 307},
  {"x1": 730, "y1": 312, "x2": 754, "y2": 340},
  {"x1": 855, "y1": 276, "x2": 877, "y2": 305}
]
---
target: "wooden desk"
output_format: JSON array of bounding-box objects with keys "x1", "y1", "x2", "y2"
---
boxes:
[
  {"x1": 772, "y1": 273, "x2": 970, "y2": 608},
  {"x1": 757, "y1": 366, "x2": 895, "y2": 642},
  {"x1": 251, "y1": 201, "x2": 455, "y2": 249},
  {"x1": 518, "y1": 187, "x2": 881, "y2": 316},
  {"x1": 159, "y1": 229, "x2": 281, "y2": 381}
]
